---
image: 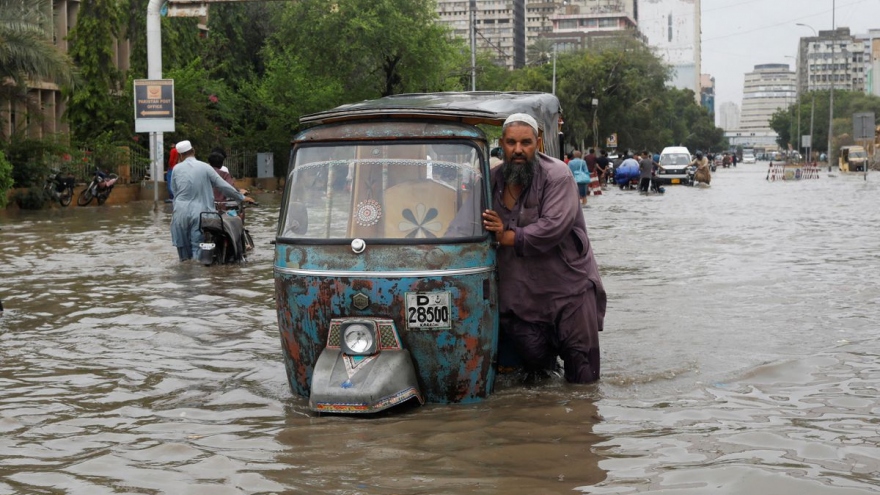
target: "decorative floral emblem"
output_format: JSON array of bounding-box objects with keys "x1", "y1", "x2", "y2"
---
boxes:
[
  {"x1": 355, "y1": 199, "x2": 382, "y2": 227},
  {"x1": 398, "y1": 203, "x2": 441, "y2": 238}
]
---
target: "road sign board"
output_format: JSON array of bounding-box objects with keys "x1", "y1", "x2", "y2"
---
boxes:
[
  {"x1": 802, "y1": 135, "x2": 811, "y2": 148},
  {"x1": 166, "y1": 3, "x2": 207, "y2": 17},
  {"x1": 853, "y1": 112, "x2": 875, "y2": 140},
  {"x1": 134, "y1": 79, "x2": 175, "y2": 133},
  {"x1": 606, "y1": 133, "x2": 618, "y2": 148}
]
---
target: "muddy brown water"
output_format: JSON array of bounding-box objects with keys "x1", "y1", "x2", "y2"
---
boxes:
[{"x1": 1, "y1": 165, "x2": 879, "y2": 494}]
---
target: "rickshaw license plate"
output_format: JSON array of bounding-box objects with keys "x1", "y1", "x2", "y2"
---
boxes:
[
  {"x1": 405, "y1": 292, "x2": 451, "y2": 329},
  {"x1": 671, "y1": 179, "x2": 680, "y2": 184}
]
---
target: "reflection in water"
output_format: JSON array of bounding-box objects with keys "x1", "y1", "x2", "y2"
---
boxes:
[{"x1": 1, "y1": 166, "x2": 879, "y2": 493}]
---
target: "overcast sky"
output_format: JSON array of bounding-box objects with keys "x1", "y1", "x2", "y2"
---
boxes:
[{"x1": 701, "y1": 0, "x2": 880, "y2": 111}]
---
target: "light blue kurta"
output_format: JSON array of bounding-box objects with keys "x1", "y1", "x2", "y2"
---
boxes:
[{"x1": 170, "y1": 156, "x2": 244, "y2": 259}]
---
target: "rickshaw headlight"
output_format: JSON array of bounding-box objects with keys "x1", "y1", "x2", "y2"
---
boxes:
[{"x1": 341, "y1": 322, "x2": 377, "y2": 355}]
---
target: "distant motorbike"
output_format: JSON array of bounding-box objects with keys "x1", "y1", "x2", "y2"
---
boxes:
[
  {"x1": 77, "y1": 168, "x2": 118, "y2": 206},
  {"x1": 43, "y1": 170, "x2": 75, "y2": 207},
  {"x1": 198, "y1": 200, "x2": 256, "y2": 265}
]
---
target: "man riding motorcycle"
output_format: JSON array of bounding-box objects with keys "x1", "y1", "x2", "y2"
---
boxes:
[{"x1": 691, "y1": 150, "x2": 711, "y2": 185}]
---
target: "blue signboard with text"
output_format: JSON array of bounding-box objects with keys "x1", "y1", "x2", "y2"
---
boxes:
[{"x1": 134, "y1": 79, "x2": 175, "y2": 133}]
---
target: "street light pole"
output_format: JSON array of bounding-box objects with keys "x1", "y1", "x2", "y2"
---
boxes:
[
  {"x1": 786, "y1": 55, "x2": 801, "y2": 159},
  {"x1": 810, "y1": 93, "x2": 815, "y2": 163},
  {"x1": 796, "y1": 23, "x2": 819, "y2": 164},
  {"x1": 828, "y1": 0, "x2": 836, "y2": 171}
]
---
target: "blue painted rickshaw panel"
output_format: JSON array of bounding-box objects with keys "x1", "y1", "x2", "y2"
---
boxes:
[{"x1": 275, "y1": 243, "x2": 498, "y2": 404}]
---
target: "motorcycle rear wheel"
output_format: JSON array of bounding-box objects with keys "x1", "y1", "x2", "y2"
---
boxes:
[
  {"x1": 96, "y1": 192, "x2": 108, "y2": 205},
  {"x1": 76, "y1": 185, "x2": 94, "y2": 206},
  {"x1": 59, "y1": 187, "x2": 73, "y2": 207}
]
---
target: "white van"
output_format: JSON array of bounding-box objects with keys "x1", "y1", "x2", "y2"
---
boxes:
[{"x1": 655, "y1": 146, "x2": 692, "y2": 184}]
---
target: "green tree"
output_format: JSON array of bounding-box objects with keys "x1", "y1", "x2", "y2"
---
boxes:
[
  {"x1": 0, "y1": 149, "x2": 12, "y2": 207},
  {"x1": 0, "y1": 0, "x2": 75, "y2": 138},
  {"x1": 64, "y1": 0, "x2": 127, "y2": 143},
  {"x1": 203, "y1": 2, "x2": 278, "y2": 91},
  {"x1": 271, "y1": 0, "x2": 461, "y2": 98},
  {"x1": 772, "y1": 90, "x2": 880, "y2": 154},
  {"x1": 163, "y1": 58, "x2": 243, "y2": 152},
  {"x1": 526, "y1": 38, "x2": 555, "y2": 66}
]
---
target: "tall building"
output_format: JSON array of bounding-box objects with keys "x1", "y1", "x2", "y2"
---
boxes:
[
  {"x1": 4, "y1": 1, "x2": 130, "y2": 141},
  {"x1": 527, "y1": 0, "x2": 638, "y2": 47},
  {"x1": 726, "y1": 64, "x2": 796, "y2": 151},
  {"x1": 435, "y1": 0, "x2": 527, "y2": 69},
  {"x1": 797, "y1": 27, "x2": 866, "y2": 96},
  {"x1": 638, "y1": 0, "x2": 700, "y2": 93},
  {"x1": 541, "y1": 5, "x2": 641, "y2": 54},
  {"x1": 718, "y1": 101, "x2": 740, "y2": 131},
  {"x1": 854, "y1": 28, "x2": 880, "y2": 96},
  {"x1": 700, "y1": 73, "x2": 714, "y2": 115}
]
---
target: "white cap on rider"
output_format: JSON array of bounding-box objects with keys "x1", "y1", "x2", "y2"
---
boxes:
[
  {"x1": 176, "y1": 140, "x2": 193, "y2": 154},
  {"x1": 503, "y1": 113, "x2": 539, "y2": 135}
]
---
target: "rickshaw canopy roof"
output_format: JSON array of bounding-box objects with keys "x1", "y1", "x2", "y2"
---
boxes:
[{"x1": 299, "y1": 92, "x2": 562, "y2": 158}]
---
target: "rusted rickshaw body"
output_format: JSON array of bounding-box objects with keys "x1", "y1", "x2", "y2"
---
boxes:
[{"x1": 274, "y1": 92, "x2": 562, "y2": 413}]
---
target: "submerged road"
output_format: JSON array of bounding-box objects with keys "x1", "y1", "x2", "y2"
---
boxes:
[{"x1": 1, "y1": 163, "x2": 879, "y2": 494}]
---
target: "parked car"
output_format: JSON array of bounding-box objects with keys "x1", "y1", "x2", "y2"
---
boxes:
[{"x1": 654, "y1": 146, "x2": 692, "y2": 184}]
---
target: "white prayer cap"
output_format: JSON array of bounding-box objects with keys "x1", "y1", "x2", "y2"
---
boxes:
[
  {"x1": 503, "y1": 113, "x2": 539, "y2": 134},
  {"x1": 176, "y1": 140, "x2": 193, "y2": 153}
]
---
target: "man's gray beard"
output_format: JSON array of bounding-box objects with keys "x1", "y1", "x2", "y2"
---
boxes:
[{"x1": 502, "y1": 154, "x2": 538, "y2": 187}]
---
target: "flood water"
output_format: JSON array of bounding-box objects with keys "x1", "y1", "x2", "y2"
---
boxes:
[{"x1": 1, "y1": 164, "x2": 879, "y2": 494}]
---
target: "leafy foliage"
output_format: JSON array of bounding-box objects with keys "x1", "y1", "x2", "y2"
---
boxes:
[
  {"x1": 64, "y1": 0, "x2": 128, "y2": 143},
  {"x1": 270, "y1": 0, "x2": 462, "y2": 98},
  {"x1": 27, "y1": 0, "x2": 725, "y2": 189},
  {"x1": 0, "y1": 149, "x2": 12, "y2": 207},
  {"x1": 771, "y1": 90, "x2": 880, "y2": 155},
  {"x1": 0, "y1": 0, "x2": 75, "y2": 140}
]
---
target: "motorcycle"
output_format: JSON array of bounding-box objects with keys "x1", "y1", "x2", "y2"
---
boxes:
[
  {"x1": 685, "y1": 164, "x2": 697, "y2": 186},
  {"x1": 43, "y1": 170, "x2": 76, "y2": 207},
  {"x1": 76, "y1": 168, "x2": 118, "y2": 206},
  {"x1": 198, "y1": 200, "x2": 256, "y2": 265}
]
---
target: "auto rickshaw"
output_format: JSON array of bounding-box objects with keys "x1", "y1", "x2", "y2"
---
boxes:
[{"x1": 274, "y1": 92, "x2": 563, "y2": 413}]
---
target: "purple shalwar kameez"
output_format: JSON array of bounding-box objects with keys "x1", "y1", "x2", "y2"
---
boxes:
[{"x1": 491, "y1": 152, "x2": 606, "y2": 382}]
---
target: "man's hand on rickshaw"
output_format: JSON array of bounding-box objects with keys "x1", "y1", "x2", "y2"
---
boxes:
[
  {"x1": 482, "y1": 209, "x2": 514, "y2": 247},
  {"x1": 243, "y1": 196, "x2": 257, "y2": 204}
]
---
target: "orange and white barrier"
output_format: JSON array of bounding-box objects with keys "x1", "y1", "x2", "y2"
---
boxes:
[
  {"x1": 766, "y1": 161, "x2": 820, "y2": 181},
  {"x1": 589, "y1": 170, "x2": 602, "y2": 195}
]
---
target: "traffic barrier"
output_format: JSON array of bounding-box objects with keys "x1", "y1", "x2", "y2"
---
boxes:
[
  {"x1": 767, "y1": 161, "x2": 821, "y2": 181},
  {"x1": 589, "y1": 171, "x2": 602, "y2": 195}
]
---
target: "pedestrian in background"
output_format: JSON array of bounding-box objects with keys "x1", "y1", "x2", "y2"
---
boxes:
[
  {"x1": 166, "y1": 142, "x2": 179, "y2": 201},
  {"x1": 638, "y1": 150, "x2": 654, "y2": 194},
  {"x1": 170, "y1": 140, "x2": 245, "y2": 261},
  {"x1": 567, "y1": 149, "x2": 589, "y2": 207}
]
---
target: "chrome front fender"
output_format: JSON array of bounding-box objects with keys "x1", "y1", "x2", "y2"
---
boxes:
[{"x1": 308, "y1": 348, "x2": 423, "y2": 414}]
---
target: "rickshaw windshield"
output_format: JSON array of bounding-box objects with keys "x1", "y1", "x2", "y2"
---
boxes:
[{"x1": 280, "y1": 142, "x2": 484, "y2": 241}]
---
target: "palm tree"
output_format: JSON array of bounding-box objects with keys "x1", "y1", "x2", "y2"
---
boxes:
[
  {"x1": 0, "y1": 0, "x2": 75, "y2": 130},
  {"x1": 527, "y1": 38, "x2": 555, "y2": 66}
]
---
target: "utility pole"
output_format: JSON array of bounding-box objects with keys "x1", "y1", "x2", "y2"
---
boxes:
[
  {"x1": 828, "y1": 0, "x2": 836, "y2": 171},
  {"x1": 810, "y1": 94, "x2": 815, "y2": 163},
  {"x1": 470, "y1": 0, "x2": 476, "y2": 91},
  {"x1": 694, "y1": 0, "x2": 702, "y2": 104},
  {"x1": 147, "y1": 0, "x2": 164, "y2": 208}
]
